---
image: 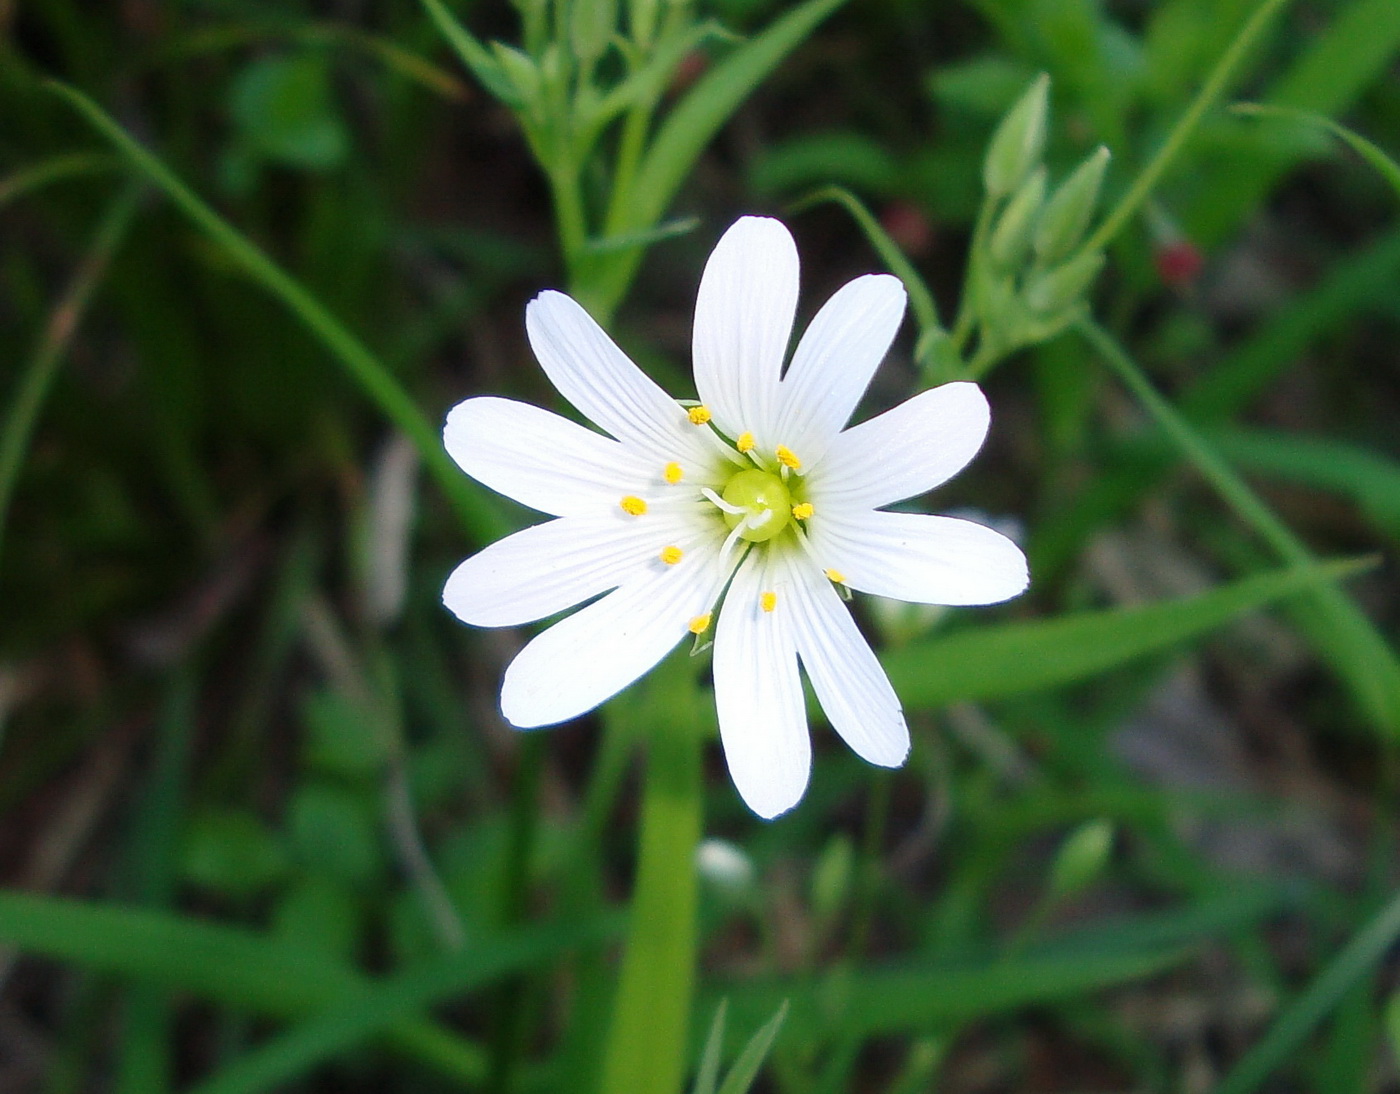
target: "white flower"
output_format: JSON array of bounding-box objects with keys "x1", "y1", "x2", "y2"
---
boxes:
[{"x1": 443, "y1": 217, "x2": 1028, "y2": 818}]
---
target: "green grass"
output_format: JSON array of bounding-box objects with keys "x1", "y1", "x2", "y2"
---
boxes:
[{"x1": 2, "y1": 1, "x2": 1399, "y2": 1091}]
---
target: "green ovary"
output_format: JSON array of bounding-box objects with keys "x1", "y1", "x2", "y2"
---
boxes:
[{"x1": 720, "y1": 468, "x2": 792, "y2": 543}]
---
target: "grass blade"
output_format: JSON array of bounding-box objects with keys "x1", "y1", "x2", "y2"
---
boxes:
[
  {"x1": 45, "y1": 79, "x2": 508, "y2": 545},
  {"x1": 882, "y1": 559, "x2": 1365, "y2": 711},
  {"x1": 1079, "y1": 317, "x2": 1400, "y2": 736},
  {"x1": 1215, "y1": 886, "x2": 1400, "y2": 1094}
]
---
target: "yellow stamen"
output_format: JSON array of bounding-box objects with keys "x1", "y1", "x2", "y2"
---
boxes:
[
  {"x1": 660, "y1": 545, "x2": 683, "y2": 565},
  {"x1": 775, "y1": 445, "x2": 802, "y2": 470},
  {"x1": 792, "y1": 502, "x2": 814, "y2": 520},
  {"x1": 688, "y1": 612, "x2": 712, "y2": 634},
  {"x1": 663, "y1": 462, "x2": 683, "y2": 484},
  {"x1": 824, "y1": 568, "x2": 846, "y2": 584},
  {"x1": 760, "y1": 591, "x2": 777, "y2": 613},
  {"x1": 736, "y1": 431, "x2": 755, "y2": 453},
  {"x1": 620, "y1": 495, "x2": 647, "y2": 516},
  {"x1": 687, "y1": 405, "x2": 712, "y2": 426}
]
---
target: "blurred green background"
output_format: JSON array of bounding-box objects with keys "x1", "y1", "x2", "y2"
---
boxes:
[{"x1": 2, "y1": 0, "x2": 1400, "y2": 1091}]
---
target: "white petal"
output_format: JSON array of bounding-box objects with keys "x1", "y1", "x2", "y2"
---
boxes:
[
  {"x1": 773, "y1": 274, "x2": 906, "y2": 466},
  {"x1": 444, "y1": 396, "x2": 639, "y2": 517},
  {"x1": 499, "y1": 542, "x2": 725, "y2": 728},
  {"x1": 714, "y1": 549, "x2": 810, "y2": 819},
  {"x1": 780, "y1": 554, "x2": 909, "y2": 767},
  {"x1": 443, "y1": 511, "x2": 709, "y2": 628},
  {"x1": 525, "y1": 291, "x2": 712, "y2": 468},
  {"x1": 805, "y1": 382, "x2": 990, "y2": 510},
  {"x1": 807, "y1": 510, "x2": 1029, "y2": 606},
  {"x1": 692, "y1": 217, "x2": 798, "y2": 446}
]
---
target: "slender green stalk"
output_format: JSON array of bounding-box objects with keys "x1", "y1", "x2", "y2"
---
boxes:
[
  {"x1": 0, "y1": 152, "x2": 115, "y2": 209},
  {"x1": 1077, "y1": 317, "x2": 1400, "y2": 735},
  {"x1": 1077, "y1": 0, "x2": 1292, "y2": 257},
  {"x1": 598, "y1": 666, "x2": 704, "y2": 1094},
  {"x1": 0, "y1": 180, "x2": 141, "y2": 581},
  {"x1": 793, "y1": 186, "x2": 943, "y2": 339},
  {"x1": 46, "y1": 79, "x2": 508, "y2": 546},
  {"x1": 1215, "y1": 885, "x2": 1400, "y2": 1094}
]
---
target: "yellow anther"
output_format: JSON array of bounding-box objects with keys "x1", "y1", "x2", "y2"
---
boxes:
[
  {"x1": 663, "y1": 462, "x2": 684, "y2": 484},
  {"x1": 687, "y1": 405, "x2": 712, "y2": 426},
  {"x1": 736, "y1": 431, "x2": 755, "y2": 453},
  {"x1": 660, "y1": 545, "x2": 683, "y2": 565},
  {"x1": 760, "y1": 591, "x2": 777, "y2": 613},
  {"x1": 775, "y1": 445, "x2": 802, "y2": 470},
  {"x1": 688, "y1": 612, "x2": 713, "y2": 634},
  {"x1": 792, "y1": 502, "x2": 814, "y2": 520},
  {"x1": 824, "y1": 568, "x2": 846, "y2": 584},
  {"x1": 620, "y1": 495, "x2": 648, "y2": 516}
]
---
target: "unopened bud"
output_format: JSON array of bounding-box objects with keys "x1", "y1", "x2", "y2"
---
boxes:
[
  {"x1": 695, "y1": 839, "x2": 754, "y2": 900},
  {"x1": 572, "y1": 0, "x2": 617, "y2": 65},
  {"x1": 983, "y1": 73, "x2": 1050, "y2": 198},
  {"x1": 988, "y1": 167, "x2": 1046, "y2": 270},
  {"x1": 1025, "y1": 250, "x2": 1104, "y2": 314},
  {"x1": 490, "y1": 42, "x2": 542, "y2": 106},
  {"x1": 1155, "y1": 239, "x2": 1204, "y2": 287},
  {"x1": 1048, "y1": 819, "x2": 1114, "y2": 901},
  {"x1": 811, "y1": 834, "x2": 854, "y2": 925},
  {"x1": 1034, "y1": 146, "x2": 1110, "y2": 264}
]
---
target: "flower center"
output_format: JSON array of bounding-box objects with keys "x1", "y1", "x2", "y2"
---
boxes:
[{"x1": 719, "y1": 468, "x2": 792, "y2": 543}]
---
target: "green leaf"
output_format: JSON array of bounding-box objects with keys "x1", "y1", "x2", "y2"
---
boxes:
[
  {"x1": 1230, "y1": 103, "x2": 1400, "y2": 206},
  {"x1": 228, "y1": 53, "x2": 348, "y2": 171},
  {"x1": 45, "y1": 79, "x2": 510, "y2": 546},
  {"x1": 690, "y1": 1000, "x2": 728, "y2": 1094},
  {"x1": 1207, "y1": 426, "x2": 1400, "y2": 537},
  {"x1": 1216, "y1": 886, "x2": 1400, "y2": 1094},
  {"x1": 716, "y1": 1002, "x2": 789, "y2": 1094},
  {"x1": 419, "y1": 0, "x2": 519, "y2": 105},
  {"x1": 590, "y1": 0, "x2": 848, "y2": 310},
  {"x1": 719, "y1": 886, "x2": 1287, "y2": 1040},
  {"x1": 185, "y1": 916, "x2": 616, "y2": 1094},
  {"x1": 882, "y1": 560, "x2": 1365, "y2": 711},
  {"x1": 181, "y1": 809, "x2": 290, "y2": 900}
]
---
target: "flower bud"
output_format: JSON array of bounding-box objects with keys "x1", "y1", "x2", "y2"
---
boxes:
[
  {"x1": 1034, "y1": 145, "x2": 1110, "y2": 264},
  {"x1": 988, "y1": 167, "x2": 1045, "y2": 271},
  {"x1": 572, "y1": 0, "x2": 617, "y2": 65},
  {"x1": 490, "y1": 42, "x2": 542, "y2": 107},
  {"x1": 1048, "y1": 819, "x2": 1114, "y2": 901},
  {"x1": 695, "y1": 839, "x2": 755, "y2": 901},
  {"x1": 983, "y1": 73, "x2": 1050, "y2": 198},
  {"x1": 1025, "y1": 250, "x2": 1104, "y2": 314},
  {"x1": 811, "y1": 834, "x2": 854, "y2": 926}
]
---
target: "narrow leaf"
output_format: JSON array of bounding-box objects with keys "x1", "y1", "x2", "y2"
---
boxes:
[{"x1": 883, "y1": 560, "x2": 1366, "y2": 711}]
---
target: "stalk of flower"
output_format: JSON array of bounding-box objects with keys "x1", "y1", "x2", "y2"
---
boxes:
[{"x1": 443, "y1": 216, "x2": 1028, "y2": 818}]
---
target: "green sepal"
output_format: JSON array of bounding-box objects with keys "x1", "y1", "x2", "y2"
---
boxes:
[
  {"x1": 982, "y1": 72, "x2": 1049, "y2": 198},
  {"x1": 988, "y1": 166, "x2": 1046, "y2": 270},
  {"x1": 1034, "y1": 145, "x2": 1110, "y2": 264}
]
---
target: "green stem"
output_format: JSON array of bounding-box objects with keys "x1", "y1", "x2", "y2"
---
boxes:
[
  {"x1": 1077, "y1": 317, "x2": 1400, "y2": 735},
  {"x1": 951, "y1": 199, "x2": 995, "y2": 354},
  {"x1": 598, "y1": 666, "x2": 704, "y2": 1094},
  {"x1": 46, "y1": 79, "x2": 508, "y2": 546},
  {"x1": 0, "y1": 179, "x2": 141, "y2": 583},
  {"x1": 1077, "y1": 0, "x2": 1292, "y2": 257}
]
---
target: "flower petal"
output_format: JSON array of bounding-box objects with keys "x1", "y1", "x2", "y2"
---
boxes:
[
  {"x1": 807, "y1": 510, "x2": 1028, "y2": 606},
  {"x1": 525, "y1": 291, "x2": 712, "y2": 468},
  {"x1": 781, "y1": 554, "x2": 909, "y2": 767},
  {"x1": 714, "y1": 549, "x2": 810, "y2": 819},
  {"x1": 444, "y1": 396, "x2": 641, "y2": 517},
  {"x1": 692, "y1": 217, "x2": 799, "y2": 446},
  {"x1": 773, "y1": 274, "x2": 906, "y2": 466},
  {"x1": 806, "y1": 382, "x2": 990, "y2": 510},
  {"x1": 443, "y1": 510, "x2": 710, "y2": 628},
  {"x1": 499, "y1": 542, "x2": 725, "y2": 729}
]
